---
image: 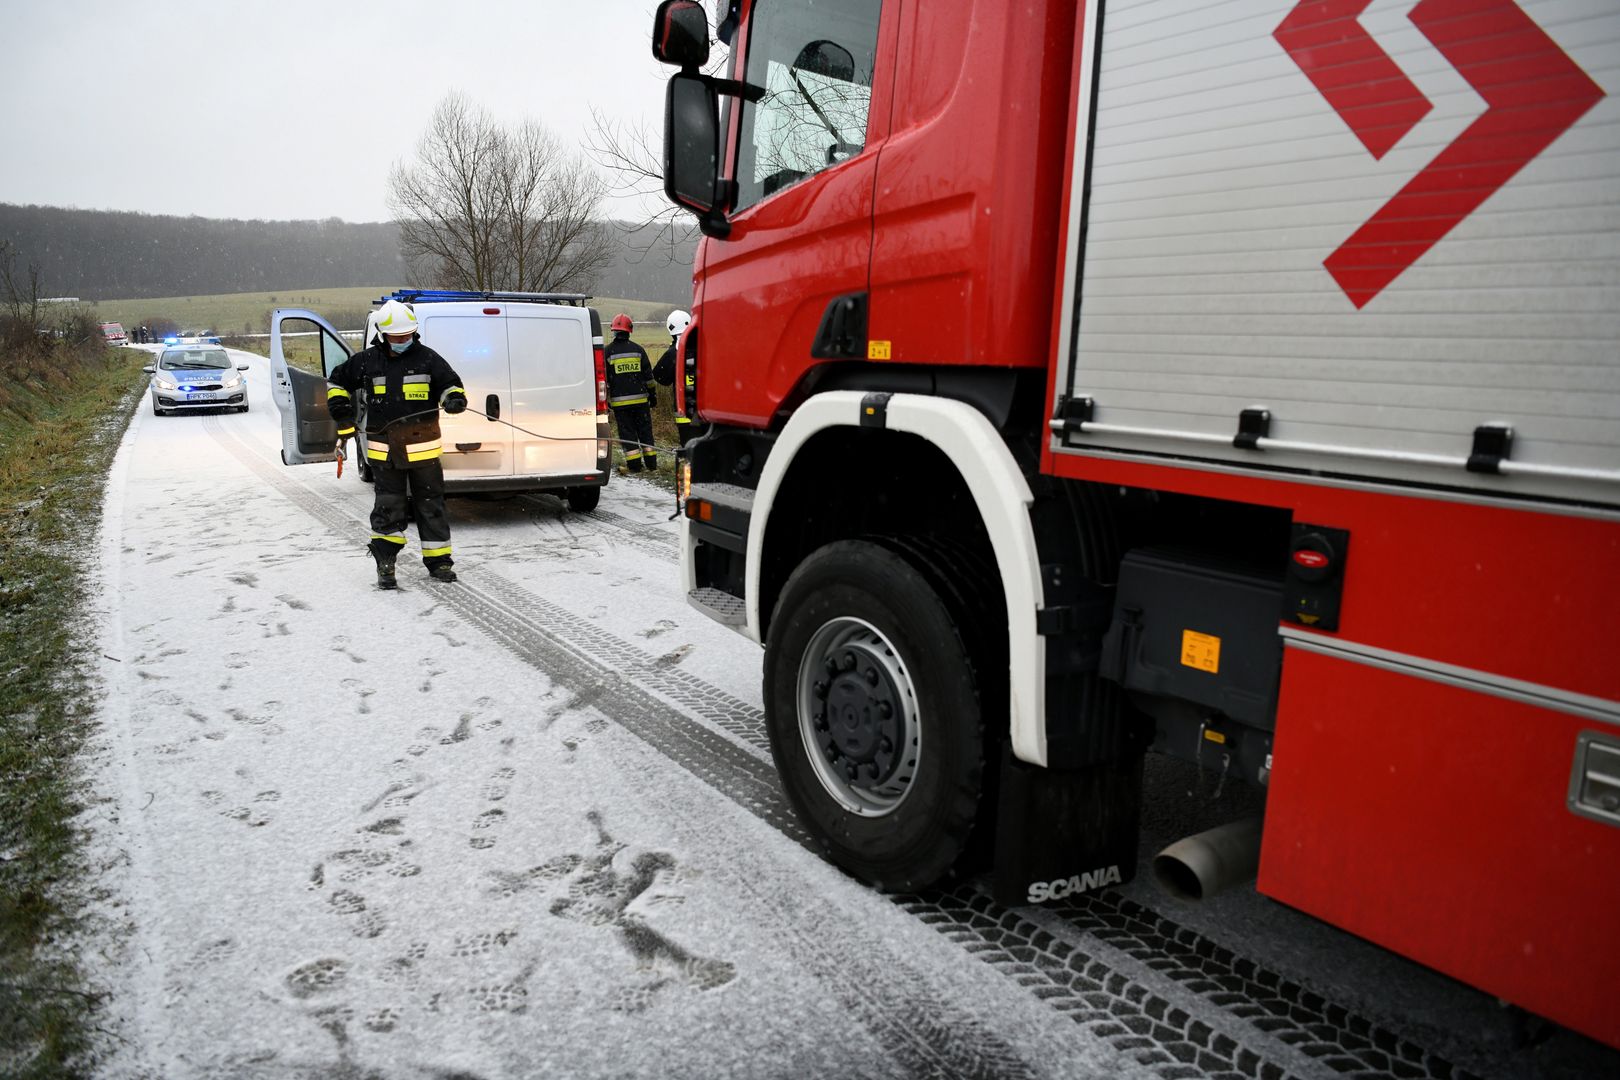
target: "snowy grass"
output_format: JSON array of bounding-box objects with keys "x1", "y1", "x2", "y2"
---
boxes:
[
  {"x1": 86, "y1": 285, "x2": 389, "y2": 339},
  {"x1": 0, "y1": 345, "x2": 145, "y2": 1078}
]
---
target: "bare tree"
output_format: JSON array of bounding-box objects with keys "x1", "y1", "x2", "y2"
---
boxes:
[
  {"x1": 389, "y1": 93, "x2": 616, "y2": 293},
  {"x1": 0, "y1": 239, "x2": 46, "y2": 352},
  {"x1": 582, "y1": 43, "x2": 731, "y2": 264},
  {"x1": 584, "y1": 106, "x2": 697, "y2": 263}
]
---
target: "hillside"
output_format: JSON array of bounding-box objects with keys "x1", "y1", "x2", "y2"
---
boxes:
[{"x1": 0, "y1": 203, "x2": 696, "y2": 307}]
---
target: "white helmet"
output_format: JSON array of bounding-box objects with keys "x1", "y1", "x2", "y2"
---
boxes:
[
  {"x1": 374, "y1": 299, "x2": 419, "y2": 339},
  {"x1": 666, "y1": 309, "x2": 691, "y2": 338}
]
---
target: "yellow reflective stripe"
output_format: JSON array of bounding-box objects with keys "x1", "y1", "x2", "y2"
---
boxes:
[
  {"x1": 439, "y1": 386, "x2": 464, "y2": 403},
  {"x1": 327, "y1": 386, "x2": 351, "y2": 400},
  {"x1": 674, "y1": 417, "x2": 691, "y2": 424},
  {"x1": 624, "y1": 448, "x2": 643, "y2": 460},
  {"x1": 365, "y1": 444, "x2": 390, "y2": 461},
  {"x1": 405, "y1": 446, "x2": 443, "y2": 462},
  {"x1": 421, "y1": 545, "x2": 452, "y2": 558},
  {"x1": 370, "y1": 533, "x2": 407, "y2": 545},
  {"x1": 337, "y1": 425, "x2": 356, "y2": 436},
  {"x1": 611, "y1": 395, "x2": 648, "y2": 406}
]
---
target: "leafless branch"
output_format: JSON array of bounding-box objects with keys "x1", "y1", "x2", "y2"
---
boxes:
[{"x1": 387, "y1": 93, "x2": 614, "y2": 294}]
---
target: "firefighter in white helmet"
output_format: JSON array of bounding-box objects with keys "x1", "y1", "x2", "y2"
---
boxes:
[
  {"x1": 652, "y1": 309, "x2": 702, "y2": 447},
  {"x1": 326, "y1": 298, "x2": 469, "y2": 589}
]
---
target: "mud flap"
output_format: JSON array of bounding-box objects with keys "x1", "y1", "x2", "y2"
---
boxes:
[{"x1": 992, "y1": 753, "x2": 1143, "y2": 907}]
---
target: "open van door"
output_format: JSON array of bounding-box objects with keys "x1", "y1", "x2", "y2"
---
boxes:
[{"x1": 270, "y1": 308, "x2": 351, "y2": 466}]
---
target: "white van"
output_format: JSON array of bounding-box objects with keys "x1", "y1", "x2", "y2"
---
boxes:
[{"x1": 269, "y1": 291, "x2": 612, "y2": 510}]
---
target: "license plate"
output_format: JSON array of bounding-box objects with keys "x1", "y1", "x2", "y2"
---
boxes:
[{"x1": 185, "y1": 392, "x2": 215, "y2": 402}]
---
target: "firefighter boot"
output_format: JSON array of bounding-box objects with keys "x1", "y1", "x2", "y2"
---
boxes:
[
  {"x1": 427, "y1": 559, "x2": 458, "y2": 584},
  {"x1": 375, "y1": 558, "x2": 398, "y2": 590}
]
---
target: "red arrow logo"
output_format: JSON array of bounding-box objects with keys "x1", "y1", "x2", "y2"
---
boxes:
[
  {"x1": 1274, "y1": 0, "x2": 1433, "y2": 159},
  {"x1": 1278, "y1": 0, "x2": 1605, "y2": 308}
]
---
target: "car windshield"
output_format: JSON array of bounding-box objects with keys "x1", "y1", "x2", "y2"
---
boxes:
[{"x1": 160, "y1": 349, "x2": 230, "y2": 370}]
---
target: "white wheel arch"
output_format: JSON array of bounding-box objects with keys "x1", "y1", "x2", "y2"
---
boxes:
[{"x1": 745, "y1": 391, "x2": 1051, "y2": 767}]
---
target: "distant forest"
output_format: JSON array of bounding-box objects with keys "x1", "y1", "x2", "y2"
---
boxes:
[{"x1": 0, "y1": 203, "x2": 697, "y2": 305}]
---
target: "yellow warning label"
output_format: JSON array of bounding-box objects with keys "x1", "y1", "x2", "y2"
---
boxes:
[
  {"x1": 1202, "y1": 728, "x2": 1227, "y2": 744},
  {"x1": 867, "y1": 340, "x2": 892, "y2": 360},
  {"x1": 1181, "y1": 630, "x2": 1221, "y2": 674}
]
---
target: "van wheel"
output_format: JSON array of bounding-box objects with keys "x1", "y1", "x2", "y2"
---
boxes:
[
  {"x1": 763, "y1": 539, "x2": 987, "y2": 892},
  {"x1": 565, "y1": 486, "x2": 600, "y2": 512}
]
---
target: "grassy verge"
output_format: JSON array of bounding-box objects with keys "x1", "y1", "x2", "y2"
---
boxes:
[{"x1": 0, "y1": 344, "x2": 145, "y2": 1078}]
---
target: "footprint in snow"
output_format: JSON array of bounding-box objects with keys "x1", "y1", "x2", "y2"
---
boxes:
[
  {"x1": 284, "y1": 957, "x2": 349, "y2": 999},
  {"x1": 470, "y1": 808, "x2": 505, "y2": 849}
]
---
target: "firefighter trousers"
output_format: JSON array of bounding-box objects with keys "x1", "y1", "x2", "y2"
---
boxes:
[
  {"x1": 614, "y1": 404, "x2": 658, "y2": 472},
  {"x1": 368, "y1": 458, "x2": 453, "y2": 567},
  {"x1": 675, "y1": 420, "x2": 707, "y2": 448}
]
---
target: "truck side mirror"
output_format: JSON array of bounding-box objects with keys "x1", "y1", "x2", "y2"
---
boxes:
[
  {"x1": 652, "y1": 0, "x2": 709, "y2": 68},
  {"x1": 664, "y1": 72, "x2": 726, "y2": 236},
  {"x1": 792, "y1": 39, "x2": 855, "y2": 83}
]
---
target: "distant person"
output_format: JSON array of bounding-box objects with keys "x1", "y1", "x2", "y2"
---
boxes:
[
  {"x1": 325, "y1": 299, "x2": 468, "y2": 589},
  {"x1": 652, "y1": 309, "x2": 700, "y2": 448},
  {"x1": 605, "y1": 313, "x2": 657, "y2": 474}
]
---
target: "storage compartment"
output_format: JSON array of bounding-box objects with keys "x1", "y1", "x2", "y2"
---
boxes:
[{"x1": 1100, "y1": 548, "x2": 1284, "y2": 729}]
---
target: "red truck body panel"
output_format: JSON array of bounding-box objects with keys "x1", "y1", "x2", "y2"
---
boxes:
[{"x1": 683, "y1": 0, "x2": 1620, "y2": 1046}]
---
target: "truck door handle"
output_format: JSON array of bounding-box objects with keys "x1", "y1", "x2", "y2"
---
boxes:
[{"x1": 486, "y1": 394, "x2": 500, "y2": 421}]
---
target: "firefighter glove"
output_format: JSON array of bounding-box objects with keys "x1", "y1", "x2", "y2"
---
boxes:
[
  {"x1": 442, "y1": 391, "x2": 468, "y2": 415},
  {"x1": 647, "y1": 385, "x2": 658, "y2": 408},
  {"x1": 329, "y1": 398, "x2": 356, "y2": 424}
]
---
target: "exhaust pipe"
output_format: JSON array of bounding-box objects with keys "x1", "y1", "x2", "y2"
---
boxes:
[{"x1": 1153, "y1": 816, "x2": 1263, "y2": 901}]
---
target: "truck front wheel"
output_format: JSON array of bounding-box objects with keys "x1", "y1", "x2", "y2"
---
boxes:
[{"x1": 764, "y1": 540, "x2": 987, "y2": 892}]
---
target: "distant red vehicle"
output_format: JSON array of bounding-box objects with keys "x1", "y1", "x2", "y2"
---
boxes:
[{"x1": 99, "y1": 322, "x2": 128, "y2": 347}]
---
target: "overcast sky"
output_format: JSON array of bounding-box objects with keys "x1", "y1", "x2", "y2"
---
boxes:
[{"x1": 3, "y1": 0, "x2": 676, "y2": 223}]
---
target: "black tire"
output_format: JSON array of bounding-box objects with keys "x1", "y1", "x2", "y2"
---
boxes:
[
  {"x1": 152, "y1": 401, "x2": 166, "y2": 416},
  {"x1": 565, "y1": 485, "x2": 600, "y2": 512},
  {"x1": 238, "y1": 401, "x2": 249, "y2": 413},
  {"x1": 764, "y1": 539, "x2": 988, "y2": 891}
]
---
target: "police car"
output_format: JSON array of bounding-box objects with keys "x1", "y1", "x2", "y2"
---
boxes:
[{"x1": 142, "y1": 344, "x2": 250, "y2": 416}]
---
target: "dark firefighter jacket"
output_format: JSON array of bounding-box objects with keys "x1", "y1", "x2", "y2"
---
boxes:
[
  {"x1": 326, "y1": 338, "x2": 467, "y2": 468},
  {"x1": 652, "y1": 341, "x2": 694, "y2": 423},
  {"x1": 605, "y1": 334, "x2": 653, "y2": 408}
]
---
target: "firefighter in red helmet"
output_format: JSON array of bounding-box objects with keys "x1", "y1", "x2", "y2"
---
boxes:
[{"x1": 605, "y1": 313, "x2": 658, "y2": 473}]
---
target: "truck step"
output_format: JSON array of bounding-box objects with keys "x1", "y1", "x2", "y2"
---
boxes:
[{"x1": 688, "y1": 586, "x2": 746, "y2": 627}]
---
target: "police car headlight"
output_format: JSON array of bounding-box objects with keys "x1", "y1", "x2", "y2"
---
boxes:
[{"x1": 154, "y1": 376, "x2": 178, "y2": 390}]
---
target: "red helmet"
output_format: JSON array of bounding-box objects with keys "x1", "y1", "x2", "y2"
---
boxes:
[{"x1": 610, "y1": 313, "x2": 634, "y2": 333}]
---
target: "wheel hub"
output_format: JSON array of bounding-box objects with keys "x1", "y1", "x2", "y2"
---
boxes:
[
  {"x1": 820, "y1": 650, "x2": 902, "y2": 786},
  {"x1": 797, "y1": 618, "x2": 919, "y2": 816}
]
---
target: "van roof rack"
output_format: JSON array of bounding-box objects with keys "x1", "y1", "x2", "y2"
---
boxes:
[{"x1": 380, "y1": 289, "x2": 593, "y2": 307}]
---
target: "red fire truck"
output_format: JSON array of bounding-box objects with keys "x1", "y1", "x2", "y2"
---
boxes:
[{"x1": 651, "y1": 0, "x2": 1618, "y2": 1045}]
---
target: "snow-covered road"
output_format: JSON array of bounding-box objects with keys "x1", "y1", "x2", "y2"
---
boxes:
[
  {"x1": 81, "y1": 349, "x2": 1127, "y2": 1079},
  {"x1": 77, "y1": 348, "x2": 1617, "y2": 1080}
]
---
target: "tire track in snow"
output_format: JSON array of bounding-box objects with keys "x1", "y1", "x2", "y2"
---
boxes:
[
  {"x1": 517, "y1": 493, "x2": 681, "y2": 561},
  {"x1": 204, "y1": 416, "x2": 1048, "y2": 1080},
  {"x1": 205, "y1": 416, "x2": 1473, "y2": 1080}
]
